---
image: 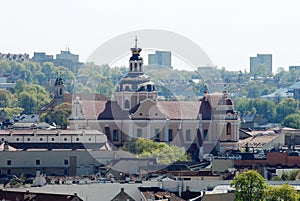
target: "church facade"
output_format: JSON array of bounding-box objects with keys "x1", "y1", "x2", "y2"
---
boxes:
[{"x1": 70, "y1": 41, "x2": 240, "y2": 160}]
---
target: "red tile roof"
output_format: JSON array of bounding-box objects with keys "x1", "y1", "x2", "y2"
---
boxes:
[
  {"x1": 157, "y1": 101, "x2": 201, "y2": 120},
  {"x1": 80, "y1": 100, "x2": 202, "y2": 120}
]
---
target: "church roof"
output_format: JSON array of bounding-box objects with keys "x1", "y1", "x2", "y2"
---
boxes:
[
  {"x1": 79, "y1": 100, "x2": 201, "y2": 120},
  {"x1": 156, "y1": 101, "x2": 201, "y2": 120}
]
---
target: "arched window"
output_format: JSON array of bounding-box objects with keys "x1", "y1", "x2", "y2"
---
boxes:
[
  {"x1": 124, "y1": 100, "x2": 130, "y2": 109},
  {"x1": 226, "y1": 123, "x2": 231, "y2": 135},
  {"x1": 125, "y1": 85, "x2": 131, "y2": 91},
  {"x1": 134, "y1": 63, "x2": 138, "y2": 71}
]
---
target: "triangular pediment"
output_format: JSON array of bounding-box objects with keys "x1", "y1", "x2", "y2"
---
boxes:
[{"x1": 130, "y1": 99, "x2": 166, "y2": 120}]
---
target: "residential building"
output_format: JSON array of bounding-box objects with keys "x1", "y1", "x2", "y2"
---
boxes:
[
  {"x1": 148, "y1": 50, "x2": 172, "y2": 68},
  {"x1": 111, "y1": 188, "x2": 135, "y2": 201},
  {"x1": 250, "y1": 54, "x2": 272, "y2": 75},
  {"x1": 31, "y1": 52, "x2": 54, "y2": 63},
  {"x1": 261, "y1": 87, "x2": 293, "y2": 103},
  {"x1": 0, "y1": 140, "x2": 135, "y2": 176},
  {"x1": 288, "y1": 81, "x2": 300, "y2": 100},
  {"x1": 0, "y1": 190, "x2": 83, "y2": 201},
  {"x1": 32, "y1": 49, "x2": 83, "y2": 73},
  {"x1": 0, "y1": 76, "x2": 16, "y2": 89},
  {"x1": 139, "y1": 187, "x2": 202, "y2": 201},
  {"x1": 0, "y1": 53, "x2": 30, "y2": 62},
  {"x1": 54, "y1": 50, "x2": 83, "y2": 73}
]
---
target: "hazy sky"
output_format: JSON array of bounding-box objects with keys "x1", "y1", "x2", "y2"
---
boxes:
[{"x1": 1, "y1": 0, "x2": 300, "y2": 72}]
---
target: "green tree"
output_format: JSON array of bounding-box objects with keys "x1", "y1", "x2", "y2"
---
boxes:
[
  {"x1": 122, "y1": 138, "x2": 191, "y2": 164},
  {"x1": 41, "y1": 102, "x2": 72, "y2": 129},
  {"x1": 235, "y1": 98, "x2": 276, "y2": 122},
  {"x1": 18, "y1": 92, "x2": 37, "y2": 114},
  {"x1": 16, "y1": 83, "x2": 50, "y2": 114},
  {"x1": 281, "y1": 113, "x2": 300, "y2": 129},
  {"x1": 231, "y1": 170, "x2": 267, "y2": 201},
  {"x1": 0, "y1": 60, "x2": 11, "y2": 74},
  {"x1": 266, "y1": 183, "x2": 299, "y2": 201},
  {"x1": 2, "y1": 107, "x2": 23, "y2": 119},
  {"x1": 276, "y1": 98, "x2": 298, "y2": 122},
  {"x1": 0, "y1": 90, "x2": 13, "y2": 108}
]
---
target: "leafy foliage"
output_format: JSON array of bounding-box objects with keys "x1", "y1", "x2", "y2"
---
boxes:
[
  {"x1": 40, "y1": 102, "x2": 72, "y2": 129},
  {"x1": 232, "y1": 170, "x2": 300, "y2": 201},
  {"x1": 231, "y1": 170, "x2": 267, "y2": 201},
  {"x1": 281, "y1": 113, "x2": 300, "y2": 129},
  {"x1": 121, "y1": 138, "x2": 191, "y2": 164},
  {"x1": 266, "y1": 183, "x2": 299, "y2": 201},
  {"x1": 276, "y1": 98, "x2": 298, "y2": 122}
]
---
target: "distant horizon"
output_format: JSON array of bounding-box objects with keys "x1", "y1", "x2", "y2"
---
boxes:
[
  {"x1": 1, "y1": 0, "x2": 300, "y2": 73},
  {"x1": 0, "y1": 48, "x2": 291, "y2": 73}
]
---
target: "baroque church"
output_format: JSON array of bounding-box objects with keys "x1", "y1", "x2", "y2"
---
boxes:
[{"x1": 69, "y1": 40, "x2": 240, "y2": 160}]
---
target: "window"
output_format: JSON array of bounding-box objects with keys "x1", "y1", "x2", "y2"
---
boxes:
[
  {"x1": 204, "y1": 129, "x2": 208, "y2": 140},
  {"x1": 137, "y1": 129, "x2": 142, "y2": 138},
  {"x1": 16, "y1": 138, "x2": 19, "y2": 141},
  {"x1": 227, "y1": 123, "x2": 232, "y2": 135},
  {"x1": 1, "y1": 138, "x2": 4, "y2": 141},
  {"x1": 40, "y1": 138, "x2": 43, "y2": 141},
  {"x1": 27, "y1": 138, "x2": 30, "y2": 141},
  {"x1": 125, "y1": 86, "x2": 131, "y2": 91},
  {"x1": 64, "y1": 160, "x2": 69, "y2": 165},
  {"x1": 88, "y1": 138, "x2": 92, "y2": 141},
  {"x1": 134, "y1": 63, "x2": 137, "y2": 70},
  {"x1": 7, "y1": 160, "x2": 11, "y2": 166},
  {"x1": 186, "y1": 129, "x2": 191, "y2": 141},
  {"x1": 168, "y1": 129, "x2": 173, "y2": 141},
  {"x1": 76, "y1": 138, "x2": 79, "y2": 141},
  {"x1": 64, "y1": 138, "x2": 67, "y2": 141},
  {"x1": 113, "y1": 130, "x2": 119, "y2": 141},
  {"x1": 36, "y1": 160, "x2": 40, "y2": 165},
  {"x1": 124, "y1": 100, "x2": 130, "y2": 109},
  {"x1": 51, "y1": 138, "x2": 55, "y2": 141},
  {"x1": 154, "y1": 129, "x2": 160, "y2": 141}
]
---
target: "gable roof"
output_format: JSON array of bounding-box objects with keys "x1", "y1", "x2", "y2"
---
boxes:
[
  {"x1": 288, "y1": 81, "x2": 300, "y2": 90},
  {"x1": 139, "y1": 187, "x2": 202, "y2": 201},
  {"x1": 0, "y1": 190, "x2": 83, "y2": 201},
  {"x1": 97, "y1": 101, "x2": 129, "y2": 120}
]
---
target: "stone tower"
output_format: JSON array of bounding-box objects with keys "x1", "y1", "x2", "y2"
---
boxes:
[{"x1": 114, "y1": 38, "x2": 157, "y2": 110}]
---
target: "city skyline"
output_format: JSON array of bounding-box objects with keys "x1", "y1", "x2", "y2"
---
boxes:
[{"x1": 1, "y1": 0, "x2": 300, "y2": 72}]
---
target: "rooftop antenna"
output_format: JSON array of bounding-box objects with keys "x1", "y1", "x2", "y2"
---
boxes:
[
  {"x1": 135, "y1": 36, "x2": 137, "y2": 48},
  {"x1": 66, "y1": 43, "x2": 70, "y2": 51}
]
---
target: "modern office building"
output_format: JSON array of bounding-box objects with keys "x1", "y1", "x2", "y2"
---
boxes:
[
  {"x1": 289, "y1": 66, "x2": 300, "y2": 71},
  {"x1": 148, "y1": 51, "x2": 171, "y2": 68},
  {"x1": 32, "y1": 49, "x2": 83, "y2": 73},
  {"x1": 31, "y1": 52, "x2": 54, "y2": 63},
  {"x1": 54, "y1": 50, "x2": 83, "y2": 73},
  {"x1": 250, "y1": 54, "x2": 272, "y2": 75}
]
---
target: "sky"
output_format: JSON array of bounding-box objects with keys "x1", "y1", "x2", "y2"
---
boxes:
[{"x1": 1, "y1": 0, "x2": 300, "y2": 72}]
